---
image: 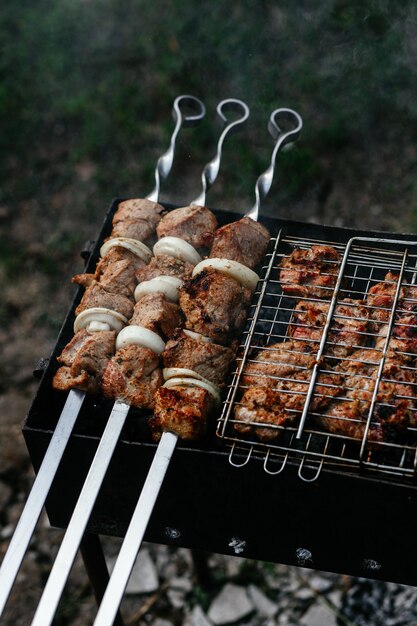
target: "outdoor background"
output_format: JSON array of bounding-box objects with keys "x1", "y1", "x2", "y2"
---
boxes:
[{"x1": 0, "y1": 1, "x2": 417, "y2": 624}]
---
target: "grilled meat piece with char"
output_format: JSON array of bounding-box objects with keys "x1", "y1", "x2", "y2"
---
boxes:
[
  {"x1": 150, "y1": 385, "x2": 214, "y2": 441},
  {"x1": 210, "y1": 217, "x2": 270, "y2": 270},
  {"x1": 75, "y1": 282, "x2": 134, "y2": 320},
  {"x1": 102, "y1": 345, "x2": 163, "y2": 408},
  {"x1": 234, "y1": 341, "x2": 342, "y2": 441},
  {"x1": 316, "y1": 348, "x2": 417, "y2": 443},
  {"x1": 288, "y1": 298, "x2": 370, "y2": 358},
  {"x1": 73, "y1": 247, "x2": 147, "y2": 293},
  {"x1": 111, "y1": 198, "x2": 165, "y2": 246},
  {"x1": 53, "y1": 329, "x2": 116, "y2": 394},
  {"x1": 163, "y1": 329, "x2": 235, "y2": 386},
  {"x1": 179, "y1": 267, "x2": 252, "y2": 344},
  {"x1": 366, "y1": 272, "x2": 409, "y2": 324},
  {"x1": 130, "y1": 293, "x2": 182, "y2": 340},
  {"x1": 156, "y1": 205, "x2": 218, "y2": 249},
  {"x1": 136, "y1": 254, "x2": 193, "y2": 283},
  {"x1": 279, "y1": 244, "x2": 341, "y2": 299}
]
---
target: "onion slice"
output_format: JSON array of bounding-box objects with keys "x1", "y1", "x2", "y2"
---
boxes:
[
  {"x1": 74, "y1": 307, "x2": 128, "y2": 333},
  {"x1": 192, "y1": 257, "x2": 259, "y2": 291},
  {"x1": 163, "y1": 376, "x2": 221, "y2": 404},
  {"x1": 134, "y1": 276, "x2": 182, "y2": 303},
  {"x1": 182, "y1": 329, "x2": 213, "y2": 343},
  {"x1": 115, "y1": 325, "x2": 166, "y2": 354},
  {"x1": 153, "y1": 236, "x2": 202, "y2": 265},
  {"x1": 163, "y1": 367, "x2": 210, "y2": 383},
  {"x1": 100, "y1": 237, "x2": 153, "y2": 264}
]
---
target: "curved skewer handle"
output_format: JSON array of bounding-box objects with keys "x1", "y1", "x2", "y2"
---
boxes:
[
  {"x1": 246, "y1": 108, "x2": 303, "y2": 222},
  {"x1": 191, "y1": 98, "x2": 250, "y2": 206},
  {"x1": 147, "y1": 95, "x2": 206, "y2": 202}
]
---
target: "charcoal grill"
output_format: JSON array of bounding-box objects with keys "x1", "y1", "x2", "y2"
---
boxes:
[{"x1": 21, "y1": 201, "x2": 417, "y2": 594}]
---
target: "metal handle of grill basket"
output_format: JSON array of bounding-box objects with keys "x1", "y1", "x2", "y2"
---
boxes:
[{"x1": 0, "y1": 94, "x2": 205, "y2": 621}]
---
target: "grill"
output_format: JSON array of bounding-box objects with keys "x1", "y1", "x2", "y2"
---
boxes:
[
  {"x1": 22, "y1": 209, "x2": 417, "y2": 591},
  {"x1": 218, "y1": 230, "x2": 417, "y2": 483},
  {"x1": 3, "y1": 95, "x2": 417, "y2": 623}
]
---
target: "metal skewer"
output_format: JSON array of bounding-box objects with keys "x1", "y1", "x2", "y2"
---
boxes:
[
  {"x1": 0, "y1": 94, "x2": 205, "y2": 620},
  {"x1": 29, "y1": 98, "x2": 249, "y2": 626},
  {"x1": 92, "y1": 106, "x2": 303, "y2": 626}
]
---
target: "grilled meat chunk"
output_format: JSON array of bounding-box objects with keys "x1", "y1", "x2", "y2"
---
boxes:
[
  {"x1": 135, "y1": 254, "x2": 193, "y2": 283},
  {"x1": 366, "y1": 272, "x2": 408, "y2": 324},
  {"x1": 179, "y1": 267, "x2": 252, "y2": 344},
  {"x1": 162, "y1": 329, "x2": 235, "y2": 386},
  {"x1": 317, "y1": 349, "x2": 417, "y2": 442},
  {"x1": 234, "y1": 340, "x2": 342, "y2": 441},
  {"x1": 53, "y1": 329, "x2": 116, "y2": 394},
  {"x1": 111, "y1": 198, "x2": 165, "y2": 245},
  {"x1": 210, "y1": 217, "x2": 270, "y2": 269},
  {"x1": 130, "y1": 293, "x2": 182, "y2": 340},
  {"x1": 279, "y1": 244, "x2": 341, "y2": 299},
  {"x1": 150, "y1": 385, "x2": 214, "y2": 441},
  {"x1": 75, "y1": 282, "x2": 134, "y2": 319},
  {"x1": 73, "y1": 247, "x2": 146, "y2": 292},
  {"x1": 288, "y1": 298, "x2": 370, "y2": 358},
  {"x1": 156, "y1": 205, "x2": 218, "y2": 249},
  {"x1": 102, "y1": 345, "x2": 163, "y2": 408}
]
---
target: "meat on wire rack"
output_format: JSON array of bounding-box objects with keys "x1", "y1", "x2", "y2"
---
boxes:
[
  {"x1": 0, "y1": 93, "x2": 207, "y2": 618},
  {"x1": 28, "y1": 97, "x2": 254, "y2": 626},
  {"x1": 218, "y1": 234, "x2": 417, "y2": 483},
  {"x1": 90, "y1": 108, "x2": 302, "y2": 626}
]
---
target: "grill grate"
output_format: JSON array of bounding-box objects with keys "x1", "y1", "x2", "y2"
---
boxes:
[{"x1": 217, "y1": 232, "x2": 417, "y2": 482}]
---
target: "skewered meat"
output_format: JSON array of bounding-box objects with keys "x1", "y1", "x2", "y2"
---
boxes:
[
  {"x1": 179, "y1": 267, "x2": 252, "y2": 344},
  {"x1": 162, "y1": 329, "x2": 235, "y2": 386},
  {"x1": 279, "y1": 244, "x2": 341, "y2": 298},
  {"x1": 130, "y1": 293, "x2": 182, "y2": 340},
  {"x1": 149, "y1": 385, "x2": 214, "y2": 441},
  {"x1": 111, "y1": 198, "x2": 165, "y2": 245},
  {"x1": 156, "y1": 204, "x2": 218, "y2": 249},
  {"x1": 209, "y1": 217, "x2": 270, "y2": 269},
  {"x1": 316, "y1": 348, "x2": 417, "y2": 442},
  {"x1": 53, "y1": 330, "x2": 116, "y2": 394},
  {"x1": 73, "y1": 248, "x2": 147, "y2": 291},
  {"x1": 102, "y1": 345, "x2": 163, "y2": 408},
  {"x1": 234, "y1": 340, "x2": 342, "y2": 441},
  {"x1": 288, "y1": 298, "x2": 370, "y2": 358},
  {"x1": 136, "y1": 254, "x2": 193, "y2": 283},
  {"x1": 75, "y1": 282, "x2": 134, "y2": 320}
]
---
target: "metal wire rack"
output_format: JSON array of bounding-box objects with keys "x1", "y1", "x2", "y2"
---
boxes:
[{"x1": 217, "y1": 230, "x2": 417, "y2": 482}]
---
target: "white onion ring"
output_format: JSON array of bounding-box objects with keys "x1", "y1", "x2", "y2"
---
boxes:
[
  {"x1": 162, "y1": 376, "x2": 220, "y2": 404},
  {"x1": 182, "y1": 329, "x2": 213, "y2": 343},
  {"x1": 163, "y1": 367, "x2": 210, "y2": 383},
  {"x1": 134, "y1": 276, "x2": 182, "y2": 303},
  {"x1": 100, "y1": 237, "x2": 153, "y2": 264},
  {"x1": 115, "y1": 325, "x2": 166, "y2": 354},
  {"x1": 192, "y1": 257, "x2": 259, "y2": 291},
  {"x1": 153, "y1": 236, "x2": 202, "y2": 265},
  {"x1": 74, "y1": 307, "x2": 128, "y2": 333}
]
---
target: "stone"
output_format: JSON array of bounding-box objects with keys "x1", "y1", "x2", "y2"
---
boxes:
[
  {"x1": 208, "y1": 583, "x2": 254, "y2": 625},
  {"x1": 308, "y1": 575, "x2": 334, "y2": 593},
  {"x1": 108, "y1": 548, "x2": 159, "y2": 594},
  {"x1": 300, "y1": 603, "x2": 338, "y2": 626},
  {"x1": 247, "y1": 584, "x2": 278, "y2": 617},
  {"x1": 185, "y1": 605, "x2": 213, "y2": 626}
]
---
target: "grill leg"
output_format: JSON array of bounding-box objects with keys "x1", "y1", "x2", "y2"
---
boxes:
[
  {"x1": 80, "y1": 533, "x2": 125, "y2": 626},
  {"x1": 191, "y1": 550, "x2": 214, "y2": 589}
]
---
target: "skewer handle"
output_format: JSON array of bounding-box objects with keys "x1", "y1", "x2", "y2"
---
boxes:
[
  {"x1": 93, "y1": 431, "x2": 178, "y2": 626},
  {"x1": 191, "y1": 98, "x2": 250, "y2": 207},
  {"x1": 147, "y1": 95, "x2": 206, "y2": 202},
  {"x1": 30, "y1": 400, "x2": 131, "y2": 626},
  {"x1": 0, "y1": 389, "x2": 85, "y2": 617},
  {"x1": 246, "y1": 108, "x2": 303, "y2": 222}
]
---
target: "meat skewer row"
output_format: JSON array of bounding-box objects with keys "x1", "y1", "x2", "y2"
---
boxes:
[
  {"x1": 92, "y1": 107, "x2": 302, "y2": 626},
  {"x1": 31, "y1": 99, "x2": 254, "y2": 626},
  {"x1": 0, "y1": 94, "x2": 207, "y2": 619}
]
